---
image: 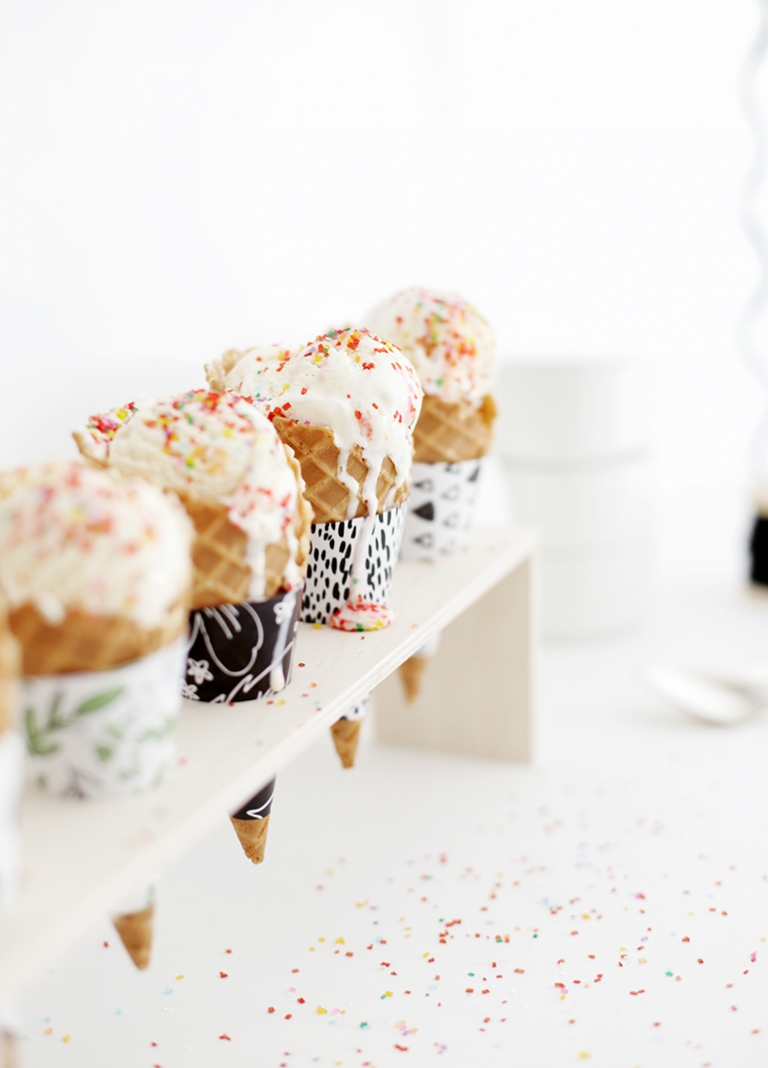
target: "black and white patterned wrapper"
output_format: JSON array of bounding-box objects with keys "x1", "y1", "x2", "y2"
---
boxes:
[
  {"x1": 301, "y1": 505, "x2": 406, "y2": 624},
  {"x1": 400, "y1": 459, "x2": 484, "y2": 562},
  {"x1": 22, "y1": 638, "x2": 185, "y2": 799},
  {"x1": 231, "y1": 777, "x2": 275, "y2": 822},
  {"x1": 184, "y1": 586, "x2": 302, "y2": 704},
  {"x1": 0, "y1": 731, "x2": 23, "y2": 917},
  {"x1": 302, "y1": 505, "x2": 405, "y2": 727}
]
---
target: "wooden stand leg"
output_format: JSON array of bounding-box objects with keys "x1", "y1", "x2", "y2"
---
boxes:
[{"x1": 374, "y1": 552, "x2": 535, "y2": 761}]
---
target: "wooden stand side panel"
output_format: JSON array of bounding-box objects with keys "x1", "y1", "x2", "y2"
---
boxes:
[{"x1": 374, "y1": 553, "x2": 535, "y2": 761}]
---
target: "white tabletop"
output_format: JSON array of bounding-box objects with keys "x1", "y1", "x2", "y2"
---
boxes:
[{"x1": 15, "y1": 485, "x2": 768, "y2": 1068}]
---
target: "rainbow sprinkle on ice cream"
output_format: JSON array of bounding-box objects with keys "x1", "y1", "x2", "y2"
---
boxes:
[
  {"x1": 362, "y1": 289, "x2": 497, "y2": 409},
  {"x1": 208, "y1": 328, "x2": 423, "y2": 519},
  {"x1": 75, "y1": 390, "x2": 308, "y2": 598}
]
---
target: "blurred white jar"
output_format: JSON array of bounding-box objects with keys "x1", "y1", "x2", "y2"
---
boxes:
[{"x1": 497, "y1": 357, "x2": 653, "y2": 638}]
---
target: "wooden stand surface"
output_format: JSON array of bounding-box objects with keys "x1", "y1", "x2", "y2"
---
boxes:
[{"x1": 0, "y1": 526, "x2": 535, "y2": 999}]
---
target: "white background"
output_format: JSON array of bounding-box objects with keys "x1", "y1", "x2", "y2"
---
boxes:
[
  {"x1": 0, "y1": 0, "x2": 763, "y2": 492},
  {"x1": 6, "y1": 6, "x2": 768, "y2": 1066}
]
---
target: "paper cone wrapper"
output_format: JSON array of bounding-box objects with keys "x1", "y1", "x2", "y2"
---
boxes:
[
  {"x1": 113, "y1": 902, "x2": 155, "y2": 970},
  {"x1": 23, "y1": 639, "x2": 185, "y2": 799},
  {"x1": 0, "y1": 733, "x2": 23, "y2": 917},
  {"x1": 184, "y1": 587, "x2": 302, "y2": 704},
  {"x1": 301, "y1": 506, "x2": 406, "y2": 624},
  {"x1": 400, "y1": 459, "x2": 484, "y2": 561}
]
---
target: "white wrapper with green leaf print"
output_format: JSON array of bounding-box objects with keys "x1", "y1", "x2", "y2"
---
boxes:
[{"x1": 22, "y1": 639, "x2": 185, "y2": 799}]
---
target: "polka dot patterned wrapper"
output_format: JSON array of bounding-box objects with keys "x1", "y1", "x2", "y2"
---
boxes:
[{"x1": 301, "y1": 506, "x2": 406, "y2": 625}]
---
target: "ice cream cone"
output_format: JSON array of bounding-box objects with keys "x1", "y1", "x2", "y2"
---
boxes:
[
  {"x1": 413, "y1": 394, "x2": 496, "y2": 464},
  {"x1": 113, "y1": 903, "x2": 154, "y2": 970},
  {"x1": 399, "y1": 654, "x2": 430, "y2": 703},
  {"x1": 272, "y1": 419, "x2": 406, "y2": 524},
  {"x1": 230, "y1": 813, "x2": 271, "y2": 864},
  {"x1": 330, "y1": 717, "x2": 362, "y2": 769},
  {"x1": 74, "y1": 392, "x2": 312, "y2": 607},
  {"x1": 8, "y1": 599, "x2": 188, "y2": 677}
]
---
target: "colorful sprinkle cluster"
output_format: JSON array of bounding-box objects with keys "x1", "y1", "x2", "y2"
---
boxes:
[
  {"x1": 75, "y1": 390, "x2": 307, "y2": 596},
  {"x1": 363, "y1": 288, "x2": 497, "y2": 408}
]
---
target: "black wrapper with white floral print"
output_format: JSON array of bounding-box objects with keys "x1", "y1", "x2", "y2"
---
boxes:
[{"x1": 184, "y1": 586, "x2": 303, "y2": 704}]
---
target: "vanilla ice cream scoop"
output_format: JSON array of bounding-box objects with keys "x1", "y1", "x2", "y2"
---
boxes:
[
  {"x1": 74, "y1": 389, "x2": 310, "y2": 599},
  {"x1": 0, "y1": 461, "x2": 192, "y2": 630},
  {"x1": 362, "y1": 288, "x2": 497, "y2": 409},
  {"x1": 208, "y1": 328, "x2": 423, "y2": 519}
]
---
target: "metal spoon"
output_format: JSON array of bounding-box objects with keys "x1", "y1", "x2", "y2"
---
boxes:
[{"x1": 646, "y1": 666, "x2": 761, "y2": 725}]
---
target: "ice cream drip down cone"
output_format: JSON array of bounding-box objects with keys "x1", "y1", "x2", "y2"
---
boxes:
[
  {"x1": 74, "y1": 391, "x2": 312, "y2": 703},
  {"x1": 209, "y1": 330, "x2": 421, "y2": 767}
]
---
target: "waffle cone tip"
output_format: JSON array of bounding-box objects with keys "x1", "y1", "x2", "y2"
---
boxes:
[
  {"x1": 230, "y1": 813, "x2": 271, "y2": 864},
  {"x1": 330, "y1": 718, "x2": 362, "y2": 769},
  {"x1": 400, "y1": 655, "x2": 430, "y2": 703},
  {"x1": 1, "y1": 1030, "x2": 17, "y2": 1068},
  {"x1": 113, "y1": 903, "x2": 154, "y2": 970}
]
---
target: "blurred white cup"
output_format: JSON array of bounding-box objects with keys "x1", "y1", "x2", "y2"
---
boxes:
[{"x1": 496, "y1": 356, "x2": 653, "y2": 639}]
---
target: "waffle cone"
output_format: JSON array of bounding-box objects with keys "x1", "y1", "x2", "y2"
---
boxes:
[
  {"x1": 330, "y1": 717, "x2": 362, "y2": 769},
  {"x1": 75, "y1": 426, "x2": 311, "y2": 610},
  {"x1": 205, "y1": 349, "x2": 242, "y2": 390},
  {"x1": 179, "y1": 446, "x2": 310, "y2": 610},
  {"x1": 272, "y1": 417, "x2": 408, "y2": 524},
  {"x1": 113, "y1": 903, "x2": 154, "y2": 970},
  {"x1": 399, "y1": 655, "x2": 430, "y2": 704},
  {"x1": 9, "y1": 597, "x2": 188, "y2": 676},
  {"x1": 230, "y1": 813, "x2": 270, "y2": 864},
  {"x1": 413, "y1": 394, "x2": 496, "y2": 464}
]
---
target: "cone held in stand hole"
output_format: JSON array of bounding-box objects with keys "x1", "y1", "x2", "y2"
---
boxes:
[
  {"x1": 0, "y1": 462, "x2": 193, "y2": 971},
  {"x1": 208, "y1": 330, "x2": 423, "y2": 766},
  {"x1": 111, "y1": 885, "x2": 156, "y2": 970},
  {"x1": 229, "y1": 777, "x2": 275, "y2": 864},
  {"x1": 363, "y1": 289, "x2": 499, "y2": 700},
  {"x1": 75, "y1": 390, "x2": 312, "y2": 864}
]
